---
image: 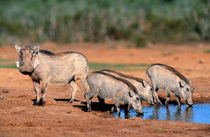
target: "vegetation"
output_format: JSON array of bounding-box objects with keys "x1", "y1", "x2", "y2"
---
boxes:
[
  {"x1": 0, "y1": 64, "x2": 16, "y2": 69},
  {"x1": 89, "y1": 62, "x2": 149, "y2": 71},
  {"x1": 0, "y1": 0, "x2": 209, "y2": 46},
  {"x1": 203, "y1": 49, "x2": 210, "y2": 53},
  {"x1": 0, "y1": 61, "x2": 149, "y2": 71}
]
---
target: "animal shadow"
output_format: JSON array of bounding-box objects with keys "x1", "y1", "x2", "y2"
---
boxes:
[
  {"x1": 31, "y1": 98, "x2": 80, "y2": 106},
  {"x1": 158, "y1": 96, "x2": 182, "y2": 105},
  {"x1": 31, "y1": 99, "x2": 36, "y2": 104},
  {"x1": 73, "y1": 102, "x2": 113, "y2": 112},
  {"x1": 31, "y1": 99, "x2": 45, "y2": 106},
  {"x1": 54, "y1": 98, "x2": 80, "y2": 102}
]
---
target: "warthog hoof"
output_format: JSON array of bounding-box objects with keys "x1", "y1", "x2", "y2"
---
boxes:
[
  {"x1": 33, "y1": 101, "x2": 39, "y2": 106},
  {"x1": 136, "y1": 112, "x2": 144, "y2": 117},
  {"x1": 67, "y1": 99, "x2": 74, "y2": 104},
  {"x1": 39, "y1": 99, "x2": 46, "y2": 106},
  {"x1": 188, "y1": 104, "x2": 193, "y2": 107},
  {"x1": 156, "y1": 100, "x2": 162, "y2": 106},
  {"x1": 125, "y1": 113, "x2": 130, "y2": 119},
  {"x1": 87, "y1": 108, "x2": 91, "y2": 112},
  {"x1": 125, "y1": 112, "x2": 130, "y2": 118}
]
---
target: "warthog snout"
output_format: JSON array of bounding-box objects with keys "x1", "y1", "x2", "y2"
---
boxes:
[
  {"x1": 16, "y1": 61, "x2": 31, "y2": 74},
  {"x1": 19, "y1": 69, "x2": 33, "y2": 75},
  {"x1": 18, "y1": 64, "x2": 35, "y2": 75},
  {"x1": 188, "y1": 104, "x2": 193, "y2": 107},
  {"x1": 147, "y1": 98, "x2": 154, "y2": 105},
  {"x1": 186, "y1": 100, "x2": 193, "y2": 107},
  {"x1": 132, "y1": 105, "x2": 144, "y2": 116},
  {"x1": 136, "y1": 111, "x2": 144, "y2": 116}
]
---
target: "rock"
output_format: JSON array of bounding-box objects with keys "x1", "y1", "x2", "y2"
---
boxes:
[
  {"x1": 1, "y1": 88, "x2": 9, "y2": 94},
  {"x1": 0, "y1": 96, "x2": 6, "y2": 100}
]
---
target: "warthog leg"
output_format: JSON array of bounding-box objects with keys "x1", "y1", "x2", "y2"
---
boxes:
[
  {"x1": 97, "y1": 96, "x2": 106, "y2": 111},
  {"x1": 86, "y1": 92, "x2": 95, "y2": 112},
  {"x1": 86, "y1": 98, "x2": 92, "y2": 112},
  {"x1": 175, "y1": 95, "x2": 181, "y2": 106},
  {"x1": 97, "y1": 96, "x2": 105, "y2": 105},
  {"x1": 124, "y1": 103, "x2": 130, "y2": 118},
  {"x1": 67, "y1": 81, "x2": 79, "y2": 103},
  {"x1": 40, "y1": 81, "x2": 48, "y2": 106},
  {"x1": 81, "y1": 76, "x2": 89, "y2": 99},
  {"x1": 114, "y1": 99, "x2": 121, "y2": 117},
  {"x1": 165, "y1": 88, "x2": 171, "y2": 107},
  {"x1": 68, "y1": 74, "x2": 88, "y2": 103},
  {"x1": 33, "y1": 80, "x2": 40, "y2": 106},
  {"x1": 151, "y1": 81, "x2": 162, "y2": 105}
]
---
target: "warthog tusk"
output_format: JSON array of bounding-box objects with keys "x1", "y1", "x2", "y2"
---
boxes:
[{"x1": 15, "y1": 61, "x2": 19, "y2": 68}]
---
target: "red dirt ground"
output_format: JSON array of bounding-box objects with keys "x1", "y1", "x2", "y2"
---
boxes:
[{"x1": 0, "y1": 42, "x2": 210, "y2": 137}]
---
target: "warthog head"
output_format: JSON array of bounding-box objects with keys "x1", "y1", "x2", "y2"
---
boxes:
[
  {"x1": 15, "y1": 45, "x2": 40, "y2": 75},
  {"x1": 179, "y1": 80, "x2": 194, "y2": 106},
  {"x1": 128, "y1": 90, "x2": 143, "y2": 115},
  {"x1": 141, "y1": 80, "x2": 154, "y2": 105}
]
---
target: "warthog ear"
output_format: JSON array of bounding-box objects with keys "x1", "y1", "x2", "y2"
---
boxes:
[
  {"x1": 32, "y1": 45, "x2": 40, "y2": 56},
  {"x1": 142, "y1": 80, "x2": 147, "y2": 88},
  {"x1": 14, "y1": 45, "x2": 22, "y2": 52},
  {"x1": 179, "y1": 81, "x2": 185, "y2": 88},
  {"x1": 33, "y1": 45, "x2": 40, "y2": 53},
  {"x1": 129, "y1": 90, "x2": 135, "y2": 97},
  {"x1": 189, "y1": 80, "x2": 192, "y2": 85}
]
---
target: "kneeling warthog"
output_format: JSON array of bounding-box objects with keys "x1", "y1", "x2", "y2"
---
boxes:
[
  {"x1": 100, "y1": 69, "x2": 154, "y2": 105},
  {"x1": 86, "y1": 71, "x2": 143, "y2": 117},
  {"x1": 15, "y1": 44, "x2": 89, "y2": 106},
  {"x1": 146, "y1": 63, "x2": 194, "y2": 106}
]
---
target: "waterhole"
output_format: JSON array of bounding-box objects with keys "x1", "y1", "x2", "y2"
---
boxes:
[{"x1": 113, "y1": 103, "x2": 210, "y2": 124}]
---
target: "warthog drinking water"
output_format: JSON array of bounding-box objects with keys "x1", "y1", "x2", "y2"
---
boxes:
[
  {"x1": 15, "y1": 44, "x2": 89, "y2": 106},
  {"x1": 86, "y1": 71, "x2": 143, "y2": 117},
  {"x1": 100, "y1": 69, "x2": 154, "y2": 105},
  {"x1": 146, "y1": 63, "x2": 194, "y2": 106}
]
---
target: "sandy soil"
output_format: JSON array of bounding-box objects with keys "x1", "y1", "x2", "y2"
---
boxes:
[{"x1": 0, "y1": 42, "x2": 210, "y2": 137}]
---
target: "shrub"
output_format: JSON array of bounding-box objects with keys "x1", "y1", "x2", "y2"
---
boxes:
[{"x1": 0, "y1": 0, "x2": 209, "y2": 46}]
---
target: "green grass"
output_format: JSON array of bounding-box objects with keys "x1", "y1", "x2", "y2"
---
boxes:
[
  {"x1": 155, "y1": 128, "x2": 164, "y2": 131},
  {"x1": 89, "y1": 62, "x2": 149, "y2": 71},
  {"x1": 203, "y1": 49, "x2": 210, "y2": 53},
  {"x1": 0, "y1": 64, "x2": 16, "y2": 69},
  {"x1": 0, "y1": 59, "x2": 17, "y2": 68},
  {"x1": 0, "y1": 62, "x2": 149, "y2": 72}
]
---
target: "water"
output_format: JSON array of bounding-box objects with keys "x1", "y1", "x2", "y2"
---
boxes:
[{"x1": 113, "y1": 103, "x2": 210, "y2": 124}]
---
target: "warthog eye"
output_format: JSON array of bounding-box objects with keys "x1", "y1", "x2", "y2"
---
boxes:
[
  {"x1": 32, "y1": 51, "x2": 38, "y2": 56},
  {"x1": 186, "y1": 88, "x2": 189, "y2": 92},
  {"x1": 136, "y1": 97, "x2": 140, "y2": 101}
]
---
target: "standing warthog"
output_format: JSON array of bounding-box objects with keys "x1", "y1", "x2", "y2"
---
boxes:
[
  {"x1": 86, "y1": 71, "x2": 143, "y2": 117},
  {"x1": 146, "y1": 63, "x2": 194, "y2": 106},
  {"x1": 15, "y1": 44, "x2": 89, "y2": 106},
  {"x1": 100, "y1": 69, "x2": 154, "y2": 105}
]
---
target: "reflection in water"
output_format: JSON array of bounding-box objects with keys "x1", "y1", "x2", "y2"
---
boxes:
[
  {"x1": 146, "y1": 105, "x2": 193, "y2": 122},
  {"x1": 113, "y1": 104, "x2": 210, "y2": 124}
]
